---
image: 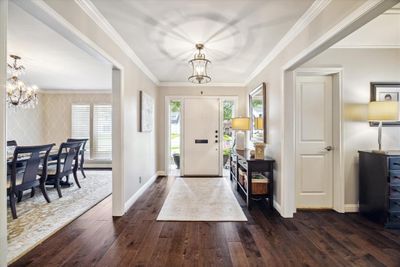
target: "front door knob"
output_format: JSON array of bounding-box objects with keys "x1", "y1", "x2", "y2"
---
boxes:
[{"x1": 324, "y1": 146, "x2": 333, "y2": 151}]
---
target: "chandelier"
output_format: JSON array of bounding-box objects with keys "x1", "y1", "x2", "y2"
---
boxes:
[
  {"x1": 6, "y1": 55, "x2": 38, "y2": 109},
  {"x1": 188, "y1": 44, "x2": 211, "y2": 84}
]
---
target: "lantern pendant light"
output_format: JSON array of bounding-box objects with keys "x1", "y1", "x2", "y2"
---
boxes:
[{"x1": 188, "y1": 44, "x2": 211, "y2": 84}]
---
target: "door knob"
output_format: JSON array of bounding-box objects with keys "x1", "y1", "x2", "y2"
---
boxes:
[{"x1": 324, "y1": 146, "x2": 333, "y2": 151}]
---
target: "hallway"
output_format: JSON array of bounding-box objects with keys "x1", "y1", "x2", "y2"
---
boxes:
[{"x1": 11, "y1": 176, "x2": 400, "y2": 267}]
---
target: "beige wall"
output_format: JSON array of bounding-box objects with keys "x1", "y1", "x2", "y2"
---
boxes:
[
  {"x1": 6, "y1": 92, "x2": 111, "y2": 146},
  {"x1": 42, "y1": 92, "x2": 111, "y2": 145},
  {"x1": 302, "y1": 48, "x2": 400, "y2": 205},
  {"x1": 156, "y1": 86, "x2": 246, "y2": 171},
  {"x1": 6, "y1": 95, "x2": 45, "y2": 145}
]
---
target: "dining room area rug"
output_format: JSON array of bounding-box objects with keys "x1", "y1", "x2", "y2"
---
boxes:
[
  {"x1": 157, "y1": 177, "x2": 247, "y2": 222},
  {"x1": 7, "y1": 170, "x2": 112, "y2": 264}
]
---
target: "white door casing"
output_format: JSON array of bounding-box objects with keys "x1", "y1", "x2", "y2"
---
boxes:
[
  {"x1": 183, "y1": 98, "x2": 220, "y2": 176},
  {"x1": 295, "y1": 76, "x2": 333, "y2": 208}
]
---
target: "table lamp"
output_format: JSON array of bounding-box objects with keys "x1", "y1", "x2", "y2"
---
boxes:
[
  {"x1": 232, "y1": 117, "x2": 250, "y2": 150},
  {"x1": 368, "y1": 101, "x2": 399, "y2": 151}
]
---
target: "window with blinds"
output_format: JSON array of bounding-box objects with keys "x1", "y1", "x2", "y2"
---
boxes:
[
  {"x1": 71, "y1": 104, "x2": 91, "y2": 158},
  {"x1": 93, "y1": 105, "x2": 112, "y2": 160}
]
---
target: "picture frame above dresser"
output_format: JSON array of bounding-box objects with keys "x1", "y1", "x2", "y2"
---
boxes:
[{"x1": 370, "y1": 82, "x2": 400, "y2": 126}]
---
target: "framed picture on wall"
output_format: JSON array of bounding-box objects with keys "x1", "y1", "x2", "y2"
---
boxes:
[
  {"x1": 370, "y1": 82, "x2": 400, "y2": 126},
  {"x1": 139, "y1": 90, "x2": 154, "y2": 132}
]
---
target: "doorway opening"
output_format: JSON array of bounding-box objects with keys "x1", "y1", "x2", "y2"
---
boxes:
[{"x1": 222, "y1": 99, "x2": 236, "y2": 177}]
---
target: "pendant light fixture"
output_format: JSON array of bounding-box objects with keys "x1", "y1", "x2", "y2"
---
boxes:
[{"x1": 188, "y1": 44, "x2": 211, "y2": 84}]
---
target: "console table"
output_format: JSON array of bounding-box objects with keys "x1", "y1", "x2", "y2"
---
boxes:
[
  {"x1": 230, "y1": 149, "x2": 275, "y2": 210},
  {"x1": 359, "y1": 150, "x2": 400, "y2": 228}
]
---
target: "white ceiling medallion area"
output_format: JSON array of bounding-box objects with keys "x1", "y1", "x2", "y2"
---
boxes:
[{"x1": 79, "y1": 0, "x2": 327, "y2": 86}]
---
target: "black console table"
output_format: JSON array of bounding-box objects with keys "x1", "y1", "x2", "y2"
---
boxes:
[
  {"x1": 359, "y1": 150, "x2": 400, "y2": 228},
  {"x1": 230, "y1": 149, "x2": 275, "y2": 210}
]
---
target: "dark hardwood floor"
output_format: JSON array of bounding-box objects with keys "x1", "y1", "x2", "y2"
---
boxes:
[{"x1": 12, "y1": 176, "x2": 400, "y2": 267}]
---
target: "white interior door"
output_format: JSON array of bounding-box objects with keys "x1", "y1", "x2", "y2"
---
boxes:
[
  {"x1": 295, "y1": 76, "x2": 333, "y2": 208},
  {"x1": 183, "y1": 98, "x2": 220, "y2": 176}
]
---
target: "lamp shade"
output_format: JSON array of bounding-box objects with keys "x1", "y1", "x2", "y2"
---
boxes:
[
  {"x1": 254, "y1": 116, "x2": 264, "y2": 130},
  {"x1": 368, "y1": 101, "x2": 399, "y2": 121},
  {"x1": 232, "y1": 117, "x2": 250, "y2": 131}
]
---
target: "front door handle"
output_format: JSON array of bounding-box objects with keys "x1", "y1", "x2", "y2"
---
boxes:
[{"x1": 324, "y1": 146, "x2": 333, "y2": 151}]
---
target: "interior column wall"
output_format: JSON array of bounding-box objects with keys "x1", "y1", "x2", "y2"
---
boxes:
[{"x1": 0, "y1": 0, "x2": 8, "y2": 265}]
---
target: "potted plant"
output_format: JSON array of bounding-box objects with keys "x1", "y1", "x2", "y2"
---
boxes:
[{"x1": 173, "y1": 153, "x2": 180, "y2": 169}]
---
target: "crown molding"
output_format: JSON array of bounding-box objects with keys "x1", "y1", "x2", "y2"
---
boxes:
[
  {"x1": 75, "y1": 0, "x2": 159, "y2": 85},
  {"x1": 158, "y1": 82, "x2": 246, "y2": 88},
  {"x1": 385, "y1": 8, "x2": 400, "y2": 14},
  {"x1": 39, "y1": 88, "x2": 111, "y2": 94},
  {"x1": 245, "y1": 0, "x2": 332, "y2": 85},
  {"x1": 282, "y1": 0, "x2": 387, "y2": 71},
  {"x1": 331, "y1": 44, "x2": 400, "y2": 49}
]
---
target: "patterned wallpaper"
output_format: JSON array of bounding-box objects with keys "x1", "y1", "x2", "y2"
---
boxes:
[
  {"x1": 7, "y1": 99, "x2": 45, "y2": 145},
  {"x1": 6, "y1": 92, "x2": 111, "y2": 146}
]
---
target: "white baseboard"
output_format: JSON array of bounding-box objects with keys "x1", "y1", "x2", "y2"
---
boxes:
[
  {"x1": 124, "y1": 172, "x2": 159, "y2": 212},
  {"x1": 344, "y1": 204, "x2": 359, "y2": 212},
  {"x1": 273, "y1": 200, "x2": 283, "y2": 216},
  {"x1": 157, "y1": 170, "x2": 167, "y2": 176}
]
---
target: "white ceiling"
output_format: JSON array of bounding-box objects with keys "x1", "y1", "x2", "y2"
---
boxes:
[
  {"x1": 8, "y1": 2, "x2": 112, "y2": 90},
  {"x1": 8, "y1": 1, "x2": 399, "y2": 90},
  {"x1": 91, "y1": 0, "x2": 315, "y2": 84},
  {"x1": 334, "y1": 12, "x2": 400, "y2": 48}
]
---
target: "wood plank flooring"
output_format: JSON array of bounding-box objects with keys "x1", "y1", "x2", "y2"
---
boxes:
[{"x1": 11, "y1": 176, "x2": 400, "y2": 267}]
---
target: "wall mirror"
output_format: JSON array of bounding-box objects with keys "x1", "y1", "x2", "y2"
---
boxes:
[{"x1": 249, "y1": 82, "x2": 267, "y2": 143}]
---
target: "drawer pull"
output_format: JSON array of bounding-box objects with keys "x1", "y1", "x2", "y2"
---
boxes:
[
  {"x1": 391, "y1": 188, "x2": 400, "y2": 193},
  {"x1": 393, "y1": 176, "x2": 400, "y2": 179},
  {"x1": 392, "y1": 214, "x2": 400, "y2": 219},
  {"x1": 394, "y1": 162, "x2": 400, "y2": 166}
]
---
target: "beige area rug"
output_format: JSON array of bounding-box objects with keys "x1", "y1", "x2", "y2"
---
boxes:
[
  {"x1": 7, "y1": 170, "x2": 112, "y2": 263},
  {"x1": 157, "y1": 177, "x2": 247, "y2": 222}
]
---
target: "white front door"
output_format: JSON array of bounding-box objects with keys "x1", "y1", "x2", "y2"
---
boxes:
[
  {"x1": 295, "y1": 76, "x2": 333, "y2": 208},
  {"x1": 183, "y1": 98, "x2": 220, "y2": 176}
]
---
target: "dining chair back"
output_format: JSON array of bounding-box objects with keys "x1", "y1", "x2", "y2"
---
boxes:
[
  {"x1": 67, "y1": 138, "x2": 89, "y2": 178},
  {"x1": 8, "y1": 144, "x2": 54, "y2": 219},
  {"x1": 7, "y1": 140, "x2": 17, "y2": 147},
  {"x1": 46, "y1": 141, "x2": 83, "y2": 198}
]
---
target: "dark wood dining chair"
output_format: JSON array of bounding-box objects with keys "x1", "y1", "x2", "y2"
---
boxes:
[
  {"x1": 7, "y1": 140, "x2": 34, "y2": 201},
  {"x1": 7, "y1": 144, "x2": 54, "y2": 219},
  {"x1": 67, "y1": 138, "x2": 89, "y2": 178},
  {"x1": 7, "y1": 140, "x2": 17, "y2": 147},
  {"x1": 45, "y1": 141, "x2": 82, "y2": 198}
]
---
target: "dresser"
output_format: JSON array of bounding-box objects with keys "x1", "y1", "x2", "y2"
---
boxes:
[
  {"x1": 358, "y1": 151, "x2": 400, "y2": 228},
  {"x1": 230, "y1": 149, "x2": 275, "y2": 210}
]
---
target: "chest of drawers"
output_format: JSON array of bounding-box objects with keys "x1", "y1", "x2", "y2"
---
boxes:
[{"x1": 358, "y1": 151, "x2": 400, "y2": 228}]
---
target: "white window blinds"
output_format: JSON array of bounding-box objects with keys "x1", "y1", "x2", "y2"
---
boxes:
[
  {"x1": 71, "y1": 104, "x2": 91, "y2": 157},
  {"x1": 93, "y1": 105, "x2": 112, "y2": 160}
]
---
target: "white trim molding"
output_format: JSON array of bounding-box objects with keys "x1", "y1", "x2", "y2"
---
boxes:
[
  {"x1": 158, "y1": 82, "x2": 246, "y2": 88},
  {"x1": 344, "y1": 204, "x2": 359, "y2": 212},
  {"x1": 75, "y1": 0, "x2": 159, "y2": 85},
  {"x1": 39, "y1": 88, "x2": 112, "y2": 94},
  {"x1": 332, "y1": 44, "x2": 400, "y2": 49},
  {"x1": 245, "y1": 0, "x2": 332, "y2": 85},
  {"x1": 124, "y1": 172, "x2": 160, "y2": 212}
]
